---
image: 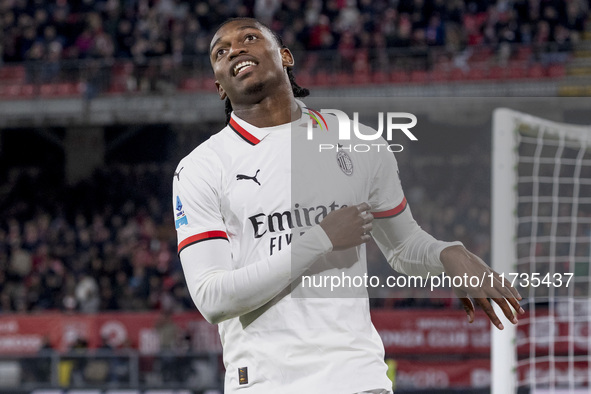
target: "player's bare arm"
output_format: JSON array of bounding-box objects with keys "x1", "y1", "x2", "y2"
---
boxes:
[{"x1": 440, "y1": 245, "x2": 525, "y2": 330}]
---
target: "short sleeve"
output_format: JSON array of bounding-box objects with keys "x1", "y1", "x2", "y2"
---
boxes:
[
  {"x1": 367, "y1": 136, "x2": 407, "y2": 218},
  {"x1": 172, "y1": 147, "x2": 228, "y2": 254}
]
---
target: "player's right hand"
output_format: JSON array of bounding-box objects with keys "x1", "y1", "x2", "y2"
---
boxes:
[
  {"x1": 440, "y1": 245, "x2": 524, "y2": 330},
  {"x1": 319, "y1": 202, "x2": 373, "y2": 251}
]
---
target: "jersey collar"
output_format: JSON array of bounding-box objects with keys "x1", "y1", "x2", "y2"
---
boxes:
[
  {"x1": 228, "y1": 115, "x2": 265, "y2": 146},
  {"x1": 228, "y1": 101, "x2": 308, "y2": 146}
]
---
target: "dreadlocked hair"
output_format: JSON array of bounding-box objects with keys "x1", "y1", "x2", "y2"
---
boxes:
[{"x1": 215, "y1": 18, "x2": 310, "y2": 125}]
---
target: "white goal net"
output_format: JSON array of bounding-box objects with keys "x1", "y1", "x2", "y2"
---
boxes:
[{"x1": 492, "y1": 108, "x2": 591, "y2": 394}]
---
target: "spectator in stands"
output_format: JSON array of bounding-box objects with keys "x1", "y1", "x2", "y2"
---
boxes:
[
  {"x1": 40, "y1": 41, "x2": 62, "y2": 82},
  {"x1": 75, "y1": 274, "x2": 100, "y2": 313},
  {"x1": 155, "y1": 309, "x2": 181, "y2": 382},
  {"x1": 32, "y1": 335, "x2": 54, "y2": 382},
  {"x1": 254, "y1": 0, "x2": 281, "y2": 26},
  {"x1": 74, "y1": 28, "x2": 95, "y2": 59},
  {"x1": 115, "y1": 19, "x2": 134, "y2": 58}
]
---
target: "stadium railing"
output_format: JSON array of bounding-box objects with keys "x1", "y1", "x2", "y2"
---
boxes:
[
  {"x1": 0, "y1": 43, "x2": 573, "y2": 100},
  {"x1": 0, "y1": 349, "x2": 221, "y2": 392}
]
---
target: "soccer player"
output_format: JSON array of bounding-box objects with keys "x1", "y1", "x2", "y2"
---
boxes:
[{"x1": 173, "y1": 18, "x2": 523, "y2": 393}]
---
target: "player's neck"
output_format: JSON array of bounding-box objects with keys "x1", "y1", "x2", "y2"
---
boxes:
[{"x1": 232, "y1": 91, "x2": 300, "y2": 128}]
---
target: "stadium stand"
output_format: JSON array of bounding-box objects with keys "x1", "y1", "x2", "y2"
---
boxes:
[
  {"x1": 0, "y1": 162, "x2": 193, "y2": 313},
  {"x1": 0, "y1": 0, "x2": 588, "y2": 97}
]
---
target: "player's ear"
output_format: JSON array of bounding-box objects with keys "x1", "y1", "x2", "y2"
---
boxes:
[
  {"x1": 215, "y1": 81, "x2": 227, "y2": 100},
  {"x1": 280, "y1": 47, "x2": 294, "y2": 68}
]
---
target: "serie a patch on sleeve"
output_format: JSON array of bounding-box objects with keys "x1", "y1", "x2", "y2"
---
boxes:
[
  {"x1": 175, "y1": 196, "x2": 188, "y2": 228},
  {"x1": 238, "y1": 366, "x2": 248, "y2": 385}
]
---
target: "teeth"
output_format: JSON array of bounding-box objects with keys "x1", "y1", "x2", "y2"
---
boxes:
[{"x1": 234, "y1": 61, "x2": 256, "y2": 75}]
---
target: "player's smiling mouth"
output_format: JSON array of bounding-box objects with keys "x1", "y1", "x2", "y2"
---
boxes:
[{"x1": 233, "y1": 60, "x2": 257, "y2": 76}]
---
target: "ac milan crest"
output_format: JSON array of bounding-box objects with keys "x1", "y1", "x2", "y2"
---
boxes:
[{"x1": 337, "y1": 150, "x2": 353, "y2": 175}]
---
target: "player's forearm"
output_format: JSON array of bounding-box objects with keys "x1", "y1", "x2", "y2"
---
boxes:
[
  {"x1": 180, "y1": 225, "x2": 332, "y2": 324},
  {"x1": 372, "y1": 207, "x2": 462, "y2": 277}
]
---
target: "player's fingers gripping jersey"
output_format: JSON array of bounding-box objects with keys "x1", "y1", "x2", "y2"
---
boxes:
[{"x1": 173, "y1": 101, "x2": 409, "y2": 393}]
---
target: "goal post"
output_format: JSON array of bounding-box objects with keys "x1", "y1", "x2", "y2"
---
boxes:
[
  {"x1": 491, "y1": 107, "x2": 591, "y2": 393},
  {"x1": 491, "y1": 108, "x2": 519, "y2": 394}
]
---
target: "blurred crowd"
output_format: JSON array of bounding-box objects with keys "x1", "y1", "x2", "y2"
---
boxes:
[
  {"x1": 0, "y1": 163, "x2": 195, "y2": 314},
  {"x1": 1, "y1": 0, "x2": 588, "y2": 65}
]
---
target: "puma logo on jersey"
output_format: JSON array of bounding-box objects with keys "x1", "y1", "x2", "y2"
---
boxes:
[
  {"x1": 236, "y1": 169, "x2": 261, "y2": 186},
  {"x1": 174, "y1": 167, "x2": 184, "y2": 181}
]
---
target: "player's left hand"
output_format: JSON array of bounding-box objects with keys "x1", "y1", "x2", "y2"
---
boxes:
[{"x1": 439, "y1": 245, "x2": 524, "y2": 330}]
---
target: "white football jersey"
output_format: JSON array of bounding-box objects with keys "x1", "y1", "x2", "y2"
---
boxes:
[{"x1": 173, "y1": 101, "x2": 408, "y2": 393}]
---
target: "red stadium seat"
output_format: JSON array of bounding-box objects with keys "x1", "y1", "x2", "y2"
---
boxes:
[
  {"x1": 432, "y1": 56, "x2": 452, "y2": 71},
  {"x1": 335, "y1": 72, "x2": 353, "y2": 86},
  {"x1": 390, "y1": 70, "x2": 410, "y2": 83},
  {"x1": 0, "y1": 65, "x2": 26, "y2": 83},
  {"x1": 314, "y1": 71, "x2": 332, "y2": 87},
  {"x1": 352, "y1": 71, "x2": 371, "y2": 85},
  {"x1": 488, "y1": 66, "x2": 507, "y2": 80},
  {"x1": 108, "y1": 81, "x2": 127, "y2": 94},
  {"x1": 430, "y1": 69, "x2": 449, "y2": 83},
  {"x1": 390, "y1": 70, "x2": 408, "y2": 83},
  {"x1": 0, "y1": 84, "x2": 11, "y2": 98},
  {"x1": 112, "y1": 61, "x2": 134, "y2": 77},
  {"x1": 3, "y1": 84, "x2": 22, "y2": 97},
  {"x1": 507, "y1": 64, "x2": 526, "y2": 79},
  {"x1": 371, "y1": 71, "x2": 389, "y2": 84},
  {"x1": 201, "y1": 77, "x2": 217, "y2": 91},
  {"x1": 180, "y1": 78, "x2": 200, "y2": 91},
  {"x1": 39, "y1": 83, "x2": 56, "y2": 97},
  {"x1": 410, "y1": 70, "x2": 428, "y2": 84},
  {"x1": 295, "y1": 71, "x2": 313, "y2": 87},
  {"x1": 19, "y1": 84, "x2": 35, "y2": 98},
  {"x1": 469, "y1": 47, "x2": 493, "y2": 62},
  {"x1": 66, "y1": 82, "x2": 83, "y2": 96},
  {"x1": 548, "y1": 64, "x2": 566, "y2": 78},
  {"x1": 54, "y1": 83, "x2": 72, "y2": 96},
  {"x1": 467, "y1": 67, "x2": 487, "y2": 81},
  {"x1": 515, "y1": 46, "x2": 532, "y2": 61},
  {"x1": 449, "y1": 68, "x2": 467, "y2": 81},
  {"x1": 527, "y1": 63, "x2": 546, "y2": 79},
  {"x1": 1, "y1": 82, "x2": 80, "y2": 99}
]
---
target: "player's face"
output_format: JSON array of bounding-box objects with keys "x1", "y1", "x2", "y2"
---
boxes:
[{"x1": 209, "y1": 20, "x2": 294, "y2": 104}]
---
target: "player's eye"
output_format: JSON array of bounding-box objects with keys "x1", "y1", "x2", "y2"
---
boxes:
[
  {"x1": 245, "y1": 34, "x2": 258, "y2": 42},
  {"x1": 215, "y1": 48, "x2": 227, "y2": 58}
]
